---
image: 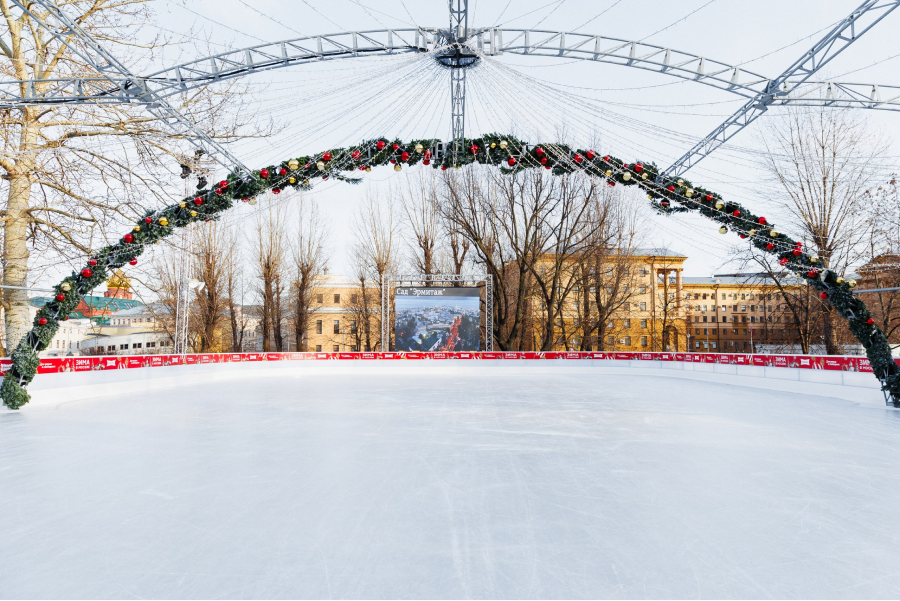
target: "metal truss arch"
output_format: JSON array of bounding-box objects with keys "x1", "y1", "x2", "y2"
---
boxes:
[{"x1": 5, "y1": 26, "x2": 900, "y2": 114}]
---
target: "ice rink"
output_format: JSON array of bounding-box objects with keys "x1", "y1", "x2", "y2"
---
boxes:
[{"x1": 2, "y1": 368, "x2": 900, "y2": 599}]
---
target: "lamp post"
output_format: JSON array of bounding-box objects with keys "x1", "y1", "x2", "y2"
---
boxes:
[{"x1": 174, "y1": 278, "x2": 205, "y2": 355}]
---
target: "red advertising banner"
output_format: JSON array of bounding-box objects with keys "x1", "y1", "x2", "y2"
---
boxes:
[{"x1": 481, "y1": 352, "x2": 504, "y2": 359}]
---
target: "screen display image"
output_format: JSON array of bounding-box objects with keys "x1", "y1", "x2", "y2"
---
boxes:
[{"x1": 394, "y1": 287, "x2": 481, "y2": 352}]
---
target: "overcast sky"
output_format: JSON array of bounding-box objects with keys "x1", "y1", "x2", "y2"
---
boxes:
[{"x1": 50, "y1": 0, "x2": 900, "y2": 290}]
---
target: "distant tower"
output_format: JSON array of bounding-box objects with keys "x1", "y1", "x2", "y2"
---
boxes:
[{"x1": 104, "y1": 269, "x2": 133, "y2": 300}]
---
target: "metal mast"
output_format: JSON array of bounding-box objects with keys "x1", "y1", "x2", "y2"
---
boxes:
[
  {"x1": 663, "y1": 0, "x2": 900, "y2": 178},
  {"x1": 450, "y1": 0, "x2": 469, "y2": 160}
]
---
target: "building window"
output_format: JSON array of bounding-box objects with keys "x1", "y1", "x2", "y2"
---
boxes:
[
  {"x1": 721, "y1": 293, "x2": 726, "y2": 300},
  {"x1": 316, "y1": 294, "x2": 324, "y2": 303},
  {"x1": 350, "y1": 320, "x2": 358, "y2": 334},
  {"x1": 640, "y1": 319, "x2": 648, "y2": 329},
  {"x1": 134, "y1": 342, "x2": 142, "y2": 349},
  {"x1": 623, "y1": 336, "x2": 631, "y2": 346},
  {"x1": 623, "y1": 319, "x2": 631, "y2": 328},
  {"x1": 641, "y1": 336, "x2": 648, "y2": 347},
  {"x1": 333, "y1": 344, "x2": 339, "y2": 352},
  {"x1": 623, "y1": 303, "x2": 630, "y2": 311},
  {"x1": 334, "y1": 294, "x2": 340, "y2": 304},
  {"x1": 741, "y1": 294, "x2": 746, "y2": 300},
  {"x1": 351, "y1": 294, "x2": 358, "y2": 303},
  {"x1": 316, "y1": 320, "x2": 322, "y2": 334},
  {"x1": 711, "y1": 342, "x2": 717, "y2": 349},
  {"x1": 639, "y1": 302, "x2": 647, "y2": 311},
  {"x1": 315, "y1": 345, "x2": 322, "y2": 352},
  {"x1": 333, "y1": 320, "x2": 340, "y2": 334},
  {"x1": 120, "y1": 344, "x2": 129, "y2": 350},
  {"x1": 722, "y1": 316, "x2": 727, "y2": 323},
  {"x1": 639, "y1": 286, "x2": 647, "y2": 294},
  {"x1": 695, "y1": 341, "x2": 700, "y2": 349},
  {"x1": 703, "y1": 316, "x2": 707, "y2": 323},
  {"x1": 607, "y1": 336, "x2": 615, "y2": 346}
]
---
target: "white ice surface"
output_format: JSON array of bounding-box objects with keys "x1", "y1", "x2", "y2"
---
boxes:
[{"x1": 2, "y1": 370, "x2": 900, "y2": 599}]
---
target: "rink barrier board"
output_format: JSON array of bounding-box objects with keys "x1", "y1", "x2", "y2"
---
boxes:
[{"x1": 6, "y1": 351, "x2": 887, "y2": 376}]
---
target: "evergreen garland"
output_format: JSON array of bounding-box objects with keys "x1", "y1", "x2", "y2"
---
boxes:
[{"x1": 3, "y1": 135, "x2": 896, "y2": 409}]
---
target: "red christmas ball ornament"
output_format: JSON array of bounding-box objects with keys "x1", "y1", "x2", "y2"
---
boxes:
[
  {"x1": 88, "y1": 259, "x2": 97, "y2": 266},
  {"x1": 586, "y1": 150, "x2": 595, "y2": 160},
  {"x1": 667, "y1": 185, "x2": 675, "y2": 192},
  {"x1": 766, "y1": 243, "x2": 774, "y2": 250},
  {"x1": 390, "y1": 159, "x2": 396, "y2": 164},
  {"x1": 424, "y1": 150, "x2": 432, "y2": 159},
  {"x1": 739, "y1": 234, "x2": 747, "y2": 239},
  {"x1": 358, "y1": 166, "x2": 366, "y2": 171},
  {"x1": 508, "y1": 157, "x2": 517, "y2": 166},
  {"x1": 144, "y1": 217, "x2": 152, "y2": 224},
  {"x1": 401, "y1": 151, "x2": 410, "y2": 161},
  {"x1": 574, "y1": 154, "x2": 583, "y2": 164},
  {"x1": 758, "y1": 217, "x2": 767, "y2": 225},
  {"x1": 441, "y1": 165, "x2": 448, "y2": 171},
  {"x1": 661, "y1": 200, "x2": 670, "y2": 208},
  {"x1": 55, "y1": 294, "x2": 65, "y2": 301},
  {"x1": 218, "y1": 180, "x2": 228, "y2": 189},
  {"x1": 633, "y1": 164, "x2": 642, "y2": 173},
  {"x1": 259, "y1": 169, "x2": 269, "y2": 179},
  {"x1": 81, "y1": 268, "x2": 93, "y2": 278},
  {"x1": 279, "y1": 168, "x2": 287, "y2": 176},
  {"x1": 602, "y1": 155, "x2": 610, "y2": 162},
  {"x1": 535, "y1": 147, "x2": 545, "y2": 157},
  {"x1": 376, "y1": 140, "x2": 386, "y2": 150},
  {"x1": 469, "y1": 145, "x2": 478, "y2": 155},
  {"x1": 820, "y1": 292, "x2": 828, "y2": 299},
  {"x1": 545, "y1": 164, "x2": 552, "y2": 170},
  {"x1": 273, "y1": 188, "x2": 281, "y2": 194},
  {"x1": 193, "y1": 197, "x2": 203, "y2": 206},
  {"x1": 705, "y1": 194, "x2": 713, "y2": 201},
  {"x1": 129, "y1": 258, "x2": 138, "y2": 266},
  {"x1": 792, "y1": 248, "x2": 802, "y2": 256},
  {"x1": 38, "y1": 318, "x2": 47, "y2": 325},
  {"x1": 423, "y1": 160, "x2": 430, "y2": 166},
  {"x1": 779, "y1": 258, "x2": 789, "y2": 266},
  {"x1": 808, "y1": 269, "x2": 819, "y2": 278},
  {"x1": 541, "y1": 157, "x2": 548, "y2": 165},
  {"x1": 322, "y1": 152, "x2": 332, "y2": 162},
  {"x1": 242, "y1": 197, "x2": 250, "y2": 202},
  {"x1": 733, "y1": 210, "x2": 740, "y2": 217},
  {"x1": 607, "y1": 181, "x2": 616, "y2": 187},
  {"x1": 867, "y1": 317, "x2": 875, "y2": 325},
  {"x1": 392, "y1": 144, "x2": 399, "y2": 151},
  {"x1": 215, "y1": 188, "x2": 223, "y2": 195},
  {"x1": 352, "y1": 150, "x2": 361, "y2": 160},
  {"x1": 123, "y1": 234, "x2": 134, "y2": 243}
]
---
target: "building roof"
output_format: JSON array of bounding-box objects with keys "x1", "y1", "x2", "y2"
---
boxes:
[
  {"x1": 634, "y1": 247, "x2": 687, "y2": 259},
  {"x1": 682, "y1": 273, "x2": 805, "y2": 287}
]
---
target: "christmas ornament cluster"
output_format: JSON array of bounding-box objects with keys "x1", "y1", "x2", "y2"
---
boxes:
[{"x1": 2, "y1": 135, "x2": 897, "y2": 409}]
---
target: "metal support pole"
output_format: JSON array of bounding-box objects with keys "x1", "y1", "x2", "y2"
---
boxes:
[
  {"x1": 485, "y1": 273, "x2": 493, "y2": 351},
  {"x1": 450, "y1": 67, "x2": 467, "y2": 161}
]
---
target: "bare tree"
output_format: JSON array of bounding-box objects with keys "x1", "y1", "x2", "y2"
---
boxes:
[
  {"x1": 0, "y1": 1, "x2": 260, "y2": 354},
  {"x1": 352, "y1": 191, "x2": 399, "y2": 350},
  {"x1": 400, "y1": 171, "x2": 440, "y2": 283},
  {"x1": 192, "y1": 220, "x2": 228, "y2": 352},
  {"x1": 291, "y1": 198, "x2": 328, "y2": 351},
  {"x1": 253, "y1": 201, "x2": 287, "y2": 352},
  {"x1": 759, "y1": 105, "x2": 886, "y2": 353}
]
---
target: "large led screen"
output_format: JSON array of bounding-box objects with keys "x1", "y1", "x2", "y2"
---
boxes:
[{"x1": 394, "y1": 287, "x2": 481, "y2": 352}]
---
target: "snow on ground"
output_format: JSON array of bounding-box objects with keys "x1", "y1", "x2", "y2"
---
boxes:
[{"x1": 1, "y1": 371, "x2": 899, "y2": 599}]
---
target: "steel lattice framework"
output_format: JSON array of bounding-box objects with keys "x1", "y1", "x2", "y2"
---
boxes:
[{"x1": 5, "y1": 0, "x2": 900, "y2": 175}]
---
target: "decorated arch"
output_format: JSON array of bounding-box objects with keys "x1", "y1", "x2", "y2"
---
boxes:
[{"x1": 3, "y1": 136, "x2": 898, "y2": 409}]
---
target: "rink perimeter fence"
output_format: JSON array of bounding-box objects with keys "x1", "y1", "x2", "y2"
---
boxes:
[{"x1": 7, "y1": 351, "x2": 890, "y2": 376}]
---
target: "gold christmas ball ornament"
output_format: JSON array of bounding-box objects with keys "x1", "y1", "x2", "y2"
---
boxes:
[
  {"x1": 836, "y1": 277, "x2": 844, "y2": 284},
  {"x1": 622, "y1": 172, "x2": 631, "y2": 181},
  {"x1": 677, "y1": 179, "x2": 684, "y2": 186},
  {"x1": 641, "y1": 172, "x2": 649, "y2": 180},
  {"x1": 648, "y1": 194, "x2": 654, "y2": 200},
  {"x1": 414, "y1": 143, "x2": 424, "y2": 153},
  {"x1": 180, "y1": 202, "x2": 187, "y2": 208},
  {"x1": 289, "y1": 177, "x2": 296, "y2": 184},
  {"x1": 605, "y1": 170, "x2": 613, "y2": 177},
  {"x1": 158, "y1": 217, "x2": 169, "y2": 226},
  {"x1": 686, "y1": 188, "x2": 694, "y2": 197},
  {"x1": 490, "y1": 142, "x2": 497, "y2": 149},
  {"x1": 848, "y1": 279, "x2": 857, "y2": 288},
  {"x1": 60, "y1": 282, "x2": 72, "y2": 292},
  {"x1": 248, "y1": 199, "x2": 257, "y2": 206},
  {"x1": 365, "y1": 166, "x2": 371, "y2": 173},
  {"x1": 394, "y1": 164, "x2": 402, "y2": 172},
  {"x1": 190, "y1": 210, "x2": 198, "y2": 217},
  {"x1": 288, "y1": 159, "x2": 300, "y2": 170},
  {"x1": 715, "y1": 201, "x2": 724, "y2": 210},
  {"x1": 499, "y1": 140, "x2": 508, "y2": 149},
  {"x1": 719, "y1": 226, "x2": 728, "y2": 234},
  {"x1": 810, "y1": 255, "x2": 819, "y2": 263},
  {"x1": 770, "y1": 230, "x2": 779, "y2": 237},
  {"x1": 133, "y1": 225, "x2": 141, "y2": 232},
  {"x1": 316, "y1": 161, "x2": 326, "y2": 171},
  {"x1": 749, "y1": 229, "x2": 756, "y2": 236}
]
